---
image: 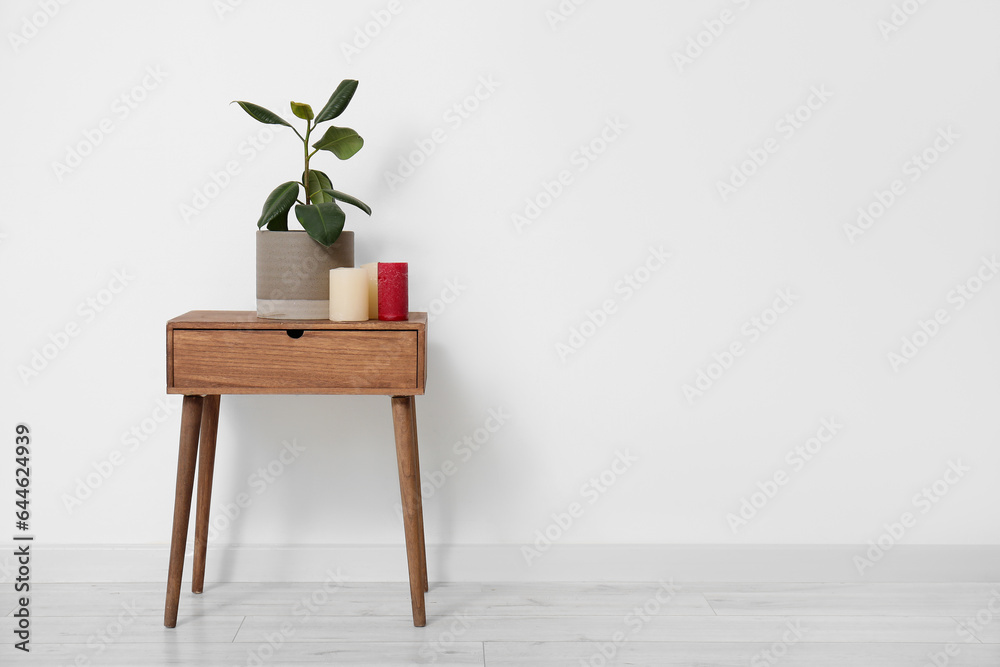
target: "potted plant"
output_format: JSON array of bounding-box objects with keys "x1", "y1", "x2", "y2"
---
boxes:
[{"x1": 235, "y1": 79, "x2": 372, "y2": 319}]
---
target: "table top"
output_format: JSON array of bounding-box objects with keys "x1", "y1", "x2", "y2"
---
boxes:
[{"x1": 168, "y1": 310, "x2": 427, "y2": 331}]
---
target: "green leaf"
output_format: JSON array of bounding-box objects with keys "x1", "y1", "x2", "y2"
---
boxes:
[
  {"x1": 303, "y1": 170, "x2": 333, "y2": 204},
  {"x1": 257, "y1": 181, "x2": 299, "y2": 230},
  {"x1": 320, "y1": 189, "x2": 372, "y2": 216},
  {"x1": 290, "y1": 101, "x2": 314, "y2": 120},
  {"x1": 295, "y1": 202, "x2": 346, "y2": 247},
  {"x1": 314, "y1": 80, "x2": 358, "y2": 123},
  {"x1": 312, "y1": 126, "x2": 364, "y2": 159},
  {"x1": 233, "y1": 101, "x2": 294, "y2": 128},
  {"x1": 266, "y1": 215, "x2": 288, "y2": 231}
]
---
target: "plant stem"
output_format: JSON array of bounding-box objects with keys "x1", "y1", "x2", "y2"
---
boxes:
[{"x1": 303, "y1": 119, "x2": 312, "y2": 205}]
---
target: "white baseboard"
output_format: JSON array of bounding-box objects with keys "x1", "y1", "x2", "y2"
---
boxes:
[{"x1": 12, "y1": 544, "x2": 999, "y2": 584}]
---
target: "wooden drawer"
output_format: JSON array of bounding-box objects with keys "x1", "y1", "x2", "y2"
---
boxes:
[{"x1": 170, "y1": 329, "x2": 419, "y2": 394}]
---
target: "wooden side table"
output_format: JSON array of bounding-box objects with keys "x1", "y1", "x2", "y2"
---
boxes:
[{"x1": 162, "y1": 311, "x2": 429, "y2": 628}]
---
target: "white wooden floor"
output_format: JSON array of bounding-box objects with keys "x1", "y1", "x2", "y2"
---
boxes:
[{"x1": 4, "y1": 582, "x2": 1000, "y2": 665}]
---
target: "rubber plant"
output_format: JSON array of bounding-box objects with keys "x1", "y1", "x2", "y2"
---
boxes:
[{"x1": 234, "y1": 79, "x2": 371, "y2": 247}]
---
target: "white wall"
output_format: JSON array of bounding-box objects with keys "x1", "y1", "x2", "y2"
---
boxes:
[{"x1": 2, "y1": 0, "x2": 998, "y2": 580}]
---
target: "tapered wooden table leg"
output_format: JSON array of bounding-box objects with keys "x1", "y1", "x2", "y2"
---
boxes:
[
  {"x1": 192, "y1": 394, "x2": 220, "y2": 594},
  {"x1": 164, "y1": 395, "x2": 204, "y2": 628},
  {"x1": 391, "y1": 396, "x2": 426, "y2": 626},
  {"x1": 409, "y1": 396, "x2": 428, "y2": 592}
]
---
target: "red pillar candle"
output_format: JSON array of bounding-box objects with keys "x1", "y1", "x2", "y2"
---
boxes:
[{"x1": 377, "y1": 262, "x2": 408, "y2": 321}]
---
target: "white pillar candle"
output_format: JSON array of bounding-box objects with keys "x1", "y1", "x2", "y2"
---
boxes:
[
  {"x1": 362, "y1": 262, "x2": 379, "y2": 320},
  {"x1": 329, "y1": 268, "x2": 369, "y2": 321}
]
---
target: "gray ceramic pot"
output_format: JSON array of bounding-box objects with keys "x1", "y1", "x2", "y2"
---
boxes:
[{"x1": 256, "y1": 230, "x2": 355, "y2": 319}]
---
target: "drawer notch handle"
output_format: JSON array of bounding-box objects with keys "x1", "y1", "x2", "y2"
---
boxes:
[{"x1": 286, "y1": 329, "x2": 304, "y2": 339}]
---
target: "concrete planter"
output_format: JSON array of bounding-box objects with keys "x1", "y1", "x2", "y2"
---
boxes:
[{"x1": 256, "y1": 230, "x2": 355, "y2": 319}]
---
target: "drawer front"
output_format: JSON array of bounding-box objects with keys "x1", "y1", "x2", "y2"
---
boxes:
[{"x1": 171, "y1": 329, "x2": 418, "y2": 391}]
